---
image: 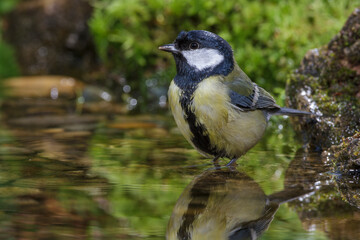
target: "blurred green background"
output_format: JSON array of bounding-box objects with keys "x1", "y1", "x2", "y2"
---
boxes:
[
  {"x1": 0, "y1": 1, "x2": 359, "y2": 239},
  {"x1": 0, "y1": 0, "x2": 358, "y2": 106},
  {"x1": 0, "y1": 0, "x2": 19, "y2": 80},
  {"x1": 89, "y1": 0, "x2": 358, "y2": 103}
]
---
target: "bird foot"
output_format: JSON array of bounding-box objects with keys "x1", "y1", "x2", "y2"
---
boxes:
[{"x1": 226, "y1": 158, "x2": 238, "y2": 167}]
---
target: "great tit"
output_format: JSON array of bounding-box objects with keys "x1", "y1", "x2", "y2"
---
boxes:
[
  {"x1": 159, "y1": 30, "x2": 309, "y2": 166},
  {"x1": 166, "y1": 169, "x2": 271, "y2": 240},
  {"x1": 166, "y1": 168, "x2": 312, "y2": 240}
]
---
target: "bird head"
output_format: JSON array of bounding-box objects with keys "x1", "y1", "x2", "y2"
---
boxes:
[{"x1": 159, "y1": 30, "x2": 234, "y2": 80}]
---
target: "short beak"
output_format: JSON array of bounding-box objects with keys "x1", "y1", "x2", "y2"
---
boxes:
[{"x1": 158, "y1": 44, "x2": 178, "y2": 53}]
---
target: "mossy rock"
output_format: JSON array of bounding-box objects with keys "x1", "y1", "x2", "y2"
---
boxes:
[
  {"x1": 286, "y1": 8, "x2": 360, "y2": 150},
  {"x1": 320, "y1": 132, "x2": 360, "y2": 209},
  {"x1": 326, "y1": 132, "x2": 360, "y2": 174}
]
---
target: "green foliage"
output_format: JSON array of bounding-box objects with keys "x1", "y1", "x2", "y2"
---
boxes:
[
  {"x1": 89, "y1": 0, "x2": 358, "y2": 103},
  {"x1": 0, "y1": 41, "x2": 19, "y2": 79},
  {"x1": 0, "y1": 0, "x2": 18, "y2": 15},
  {"x1": 0, "y1": 0, "x2": 19, "y2": 80}
]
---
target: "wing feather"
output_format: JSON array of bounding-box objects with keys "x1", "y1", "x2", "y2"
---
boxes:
[{"x1": 224, "y1": 67, "x2": 279, "y2": 111}]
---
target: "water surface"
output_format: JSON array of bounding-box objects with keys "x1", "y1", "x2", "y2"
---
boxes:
[{"x1": 0, "y1": 80, "x2": 359, "y2": 239}]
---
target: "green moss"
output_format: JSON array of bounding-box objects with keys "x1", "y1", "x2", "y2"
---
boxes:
[{"x1": 328, "y1": 132, "x2": 360, "y2": 175}]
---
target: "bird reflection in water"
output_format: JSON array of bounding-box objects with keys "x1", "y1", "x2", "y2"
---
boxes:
[{"x1": 167, "y1": 168, "x2": 310, "y2": 240}]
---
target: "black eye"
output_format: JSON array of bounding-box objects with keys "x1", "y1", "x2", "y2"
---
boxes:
[{"x1": 189, "y1": 42, "x2": 199, "y2": 50}]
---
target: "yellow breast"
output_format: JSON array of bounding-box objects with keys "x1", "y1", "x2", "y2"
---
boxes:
[
  {"x1": 168, "y1": 81, "x2": 194, "y2": 148},
  {"x1": 192, "y1": 76, "x2": 230, "y2": 131},
  {"x1": 192, "y1": 76, "x2": 267, "y2": 157},
  {"x1": 168, "y1": 77, "x2": 267, "y2": 158}
]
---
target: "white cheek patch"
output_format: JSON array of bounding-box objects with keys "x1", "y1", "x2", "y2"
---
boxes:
[{"x1": 182, "y1": 48, "x2": 224, "y2": 71}]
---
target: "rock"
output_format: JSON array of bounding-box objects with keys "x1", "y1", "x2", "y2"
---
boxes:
[
  {"x1": 285, "y1": 146, "x2": 360, "y2": 236},
  {"x1": 325, "y1": 132, "x2": 360, "y2": 176},
  {"x1": 286, "y1": 8, "x2": 360, "y2": 150},
  {"x1": 2, "y1": 0, "x2": 99, "y2": 78},
  {"x1": 3, "y1": 75, "x2": 84, "y2": 99},
  {"x1": 1, "y1": 75, "x2": 128, "y2": 116}
]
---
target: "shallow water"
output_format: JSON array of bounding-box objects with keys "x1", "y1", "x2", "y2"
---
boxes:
[{"x1": 0, "y1": 81, "x2": 359, "y2": 239}]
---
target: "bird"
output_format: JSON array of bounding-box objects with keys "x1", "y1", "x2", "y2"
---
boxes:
[
  {"x1": 166, "y1": 168, "x2": 271, "y2": 240},
  {"x1": 166, "y1": 168, "x2": 312, "y2": 240},
  {"x1": 159, "y1": 30, "x2": 310, "y2": 166}
]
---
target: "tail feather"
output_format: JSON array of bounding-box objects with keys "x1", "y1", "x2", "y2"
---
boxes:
[{"x1": 270, "y1": 107, "x2": 311, "y2": 116}]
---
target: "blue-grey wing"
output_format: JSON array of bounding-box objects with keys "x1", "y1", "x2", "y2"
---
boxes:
[{"x1": 226, "y1": 77, "x2": 280, "y2": 111}]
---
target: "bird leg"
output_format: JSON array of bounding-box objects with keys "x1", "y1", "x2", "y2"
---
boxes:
[
  {"x1": 226, "y1": 158, "x2": 238, "y2": 167},
  {"x1": 212, "y1": 155, "x2": 221, "y2": 163},
  {"x1": 212, "y1": 155, "x2": 222, "y2": 168}
]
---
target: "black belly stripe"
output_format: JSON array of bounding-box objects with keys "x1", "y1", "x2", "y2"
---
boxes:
[
  {"x1": 177, "y1": 181, "x2": 210, "y2": 240},
  {"x1": 179, "y1": 93, "x2": 220, "y2": 157},
  {"x1": 177, "y1": 171, "x2": 231, "y2": 239}
]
